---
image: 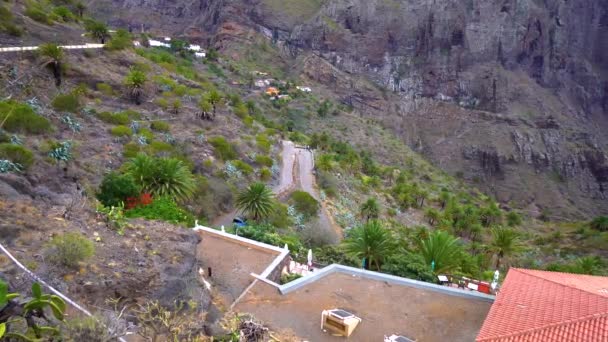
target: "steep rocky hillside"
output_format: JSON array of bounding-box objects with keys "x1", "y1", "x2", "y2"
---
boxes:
[{"x1": 87, "y1": 0, "x2": 608, "y2": 219}]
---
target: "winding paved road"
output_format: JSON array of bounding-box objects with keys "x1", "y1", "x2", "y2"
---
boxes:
[{"x1": 211, "y1": 141, "x2": 342, "y2": 243}]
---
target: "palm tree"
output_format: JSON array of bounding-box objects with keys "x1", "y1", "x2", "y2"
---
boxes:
[
  {"x1": 85, "y1": 19, "x2": 109, "y2": 43},
  {"x1": 424, "y1": 208, "x2": 440, "y2": 225},
  {"x1": 198, "y1": 99, "x2": 213, "y2": 120},
  {"x1": 38, "y1": 43, "x2": 63, "y2": 87},
  {"x1": 480, "y1": 202, "x2": 502, "y2": 227},
  {"x1": 572, "y1": 256, "x2": 602, "y2": 275},
  {"x1": 417, "y1": 230, "x2": 463, "y2": 274},
  {"x1": 590, "y1": 216, "x2": 608, "y2": 232},
  {"x1": 343, "y1": 220, "x2": 393, "y2": 271},
  {"x1": 438, "y1": 190, "x2": 452, "y2": 209},
  {"x1": 125, "y1": 154, "x2": 195, "y2": 201},
  {"x1": 204, "y1": 90, "x2": 222, "y2": 115},
  {"x1": 489, "y1": 227, "x2": 522, "y2": 269},
  {"x1": 360, "y1": 197, "x2": 380, "y2": 221},
  {"x1": 124, "y1": 69, "x2": 147, "y2": 105},
  {"x1": 236, "y1": 182, "x2": 275, "y2": 221},
  {"x1": 75, "y1": 2, "x2": 86, "y2": 17}
]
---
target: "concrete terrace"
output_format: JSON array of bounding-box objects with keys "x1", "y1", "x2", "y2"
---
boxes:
[
  {"x1": 194, "y1": 225, "x2": 288, "y2": 307},
  {"x1": 194, "y1": 224, "x2": 494, "y2": 341}
]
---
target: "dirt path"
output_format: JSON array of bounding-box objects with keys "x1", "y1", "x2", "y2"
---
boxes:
[
  {"x1": 211, "y1": 141, "x2": 296, "y2": 228},
  {"x1": 296, "y1": 148, "x2": 342, "y2": 243},
  {"x1": 211, "y1": 141, "x2": 342, "y2": 242}
]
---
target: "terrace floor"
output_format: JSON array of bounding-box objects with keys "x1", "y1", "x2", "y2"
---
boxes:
[
  {"x1": 196, "y1": 231, "x2": 279, "y2": 306},
  {"x1": 235, "y1": 272, "x2": 492, "y2": 341}
]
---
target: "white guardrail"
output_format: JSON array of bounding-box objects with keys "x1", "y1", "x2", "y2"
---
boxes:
[{"x1": 0, "y1": 43, "x2": 105, "y2": 52}]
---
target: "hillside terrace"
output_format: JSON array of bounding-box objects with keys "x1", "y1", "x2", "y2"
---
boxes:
[{"x1": 194, "y1": 224, "x2": 494, "y2": 341}]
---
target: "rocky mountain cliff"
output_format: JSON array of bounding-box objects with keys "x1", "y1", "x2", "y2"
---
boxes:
[{"x1": 88, "y1": 0, "x2": 608, "y2": 218}]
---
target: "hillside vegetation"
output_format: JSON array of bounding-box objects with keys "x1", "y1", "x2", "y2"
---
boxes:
[{"x1": 0, "y1": 3, "x2": 606, "y2": 340}]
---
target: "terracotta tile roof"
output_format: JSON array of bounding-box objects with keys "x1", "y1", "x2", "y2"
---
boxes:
[{"x1": 476, "y1": 268, "x2": 608, "y2": 342}]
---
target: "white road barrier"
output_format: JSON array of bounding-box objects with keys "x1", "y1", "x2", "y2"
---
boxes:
[{"x1": 0, "y1": 43, "x2": 105, "y2": 53}]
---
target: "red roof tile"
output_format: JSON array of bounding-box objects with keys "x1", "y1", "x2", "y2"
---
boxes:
[{"x1": 476, "y1": 268, "x2": 608, "y2": 342}]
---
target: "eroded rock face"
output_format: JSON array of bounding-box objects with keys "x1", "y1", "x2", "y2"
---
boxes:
[{"x1": 86, "y1": 0, "x2": 608, "y2": 217}]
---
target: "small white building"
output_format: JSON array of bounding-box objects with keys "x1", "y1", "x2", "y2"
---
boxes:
[
  {"x1": 188, "y1": 44, "x2": 201, "y2": 51},
  {"x1": 132, "y1": 41, "x2": 141, "y2": 47},
  {"x1": 194, "y1": 52, "x2": 206, "y2": 58},
  {"x1": 296, "y1": 86, "x2": 312, "y2": 93},
  {"x1": 149, "y1": 39, "x2": 170, "y2": 48}
]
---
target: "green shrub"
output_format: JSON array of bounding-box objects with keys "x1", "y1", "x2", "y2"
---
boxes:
[
  {"x1": 255, "y1": 154, "x2": 273, "y2": 167},
  {"x1": 47, "y1": 233, "x2": 95, "y2": 268},
  {"x1": 52, "y1": 6, "x2": 75, "y2": 21},
  {"x1": 139, "y1": 128, "x2": 154, "y2": 141},
  {"x1": 123, "y1": 142, "x2": 141, "y2": 158},
  {"x1": 317, "y1": 170, "x2": 337, "y2": 197},
  {"x1": 2, "y1": 22, "x2": 23, "y2": 36},
  {"x1": 233, "y1": 103, "x2": 248, "y2": 119},
  {"x1": 0, "y1": 6, "x2": 22, "y2": 36},
  {"x1": 288, "y1": 131, "x2": 308, "y2": 145},
  {"x1": 232, "y1": 160, "x2": 253, "y2": 176},
  {"x1": 256, "y1": 134, "x2": 271, "y2": 153},
  {"x1": 0, "y1": 143, "x2": 34, "y2": 169},
  {"x1": 150, "y1": 120, "x2": 170, "y2": 132},
  {"x1": 52, "y1": 93, "x2": 80, "y2": 113},
  {"x1": 25, "y1": 2, "x2": 52, "y2": 24},
  {"x1": 289, "y1": 190, "x2": 319, "y2": 218},
  {"x1": 506, "y1": 211, "x2": 522, "y2": 227},
  {"x1": 155, "y1": 98, "x2": 169, "y2": 110},
  {"x1": 105, "y1": 29, "x2": 131, "y2": 50},
  {"x1": 267, "y1": 202, "x2": 292, "y2": 229},
  {"x1": 96, "y1": 172, "x2": 140, "y2": 207},
  {"x1": 98, "y1": 111, "x2": 129, "y2": 125},
  {"x1": 209, "y1": 137, "x2": 237, "y2": 161},
  {"x1": 259, "y1": 167, "x2": 272, "y2": 181},
  {"x1": 280, "y1": 273, "x2": 302, "y2": 284},
  {"x1": 147, "y1": 140, "x2": 174, "y2": 155},
  {"x1": 0, "y1": 100, "x2": 52, "y2": 134},
  {"x1": 238, "y1": 223, "x2": 303, "y2": 253},
  {"x1": 96, "y1": 83, "x2": 114, "y2": 96},
  {"x1": 110, "y1": 125, "x2": 132, "y2": 137},
  {"x1": 590, "y1": 216, "x2": 608, "y2": 232},
  {"x1": 125, "y1": 196, "x2": 194, "y2": 226}
]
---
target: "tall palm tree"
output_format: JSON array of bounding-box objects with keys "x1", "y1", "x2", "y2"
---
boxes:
[
  {"x1": 360, "y1": 197, "x2": 380, "y2": 221},
  {"x1": 424, "y1": 208, "x2": 441, "y2": 225},
  {"x1": 125, "y1": 154, "x2": 195, "y2": 201},
  {"x1": 204, "y1": 90, "x2": 222, "y2": 115},
  {"x1": 85, "y1": 19, "x2": 109, "y2": 43},
  {"x1": 236, "y1": 182, "x2": 275, "y2": 221},
  {"x1": 75, "y1": 2, "x2": 86, "y2": 17},
  {"x1": 417, "y1": 230, "x2": 463, "y2": 274},
  {"x1": 480, "y1": 202, "x2": 502, "y2": 227},
  {"x1": 489, "y1": 227, "x2": 522, "y2": 269},
  {"x1": 124, "y1": 69, "x2": 147, "y2": 105},
  {"x1": 198, "y1": 99, "x2": 213, "y2": 120},
  {"x1": 38, "y1": 43, "x2": 63, "y2": 87},
  {"x1": 343, "y1": 220, "x2": 393, "y2": 271}
]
